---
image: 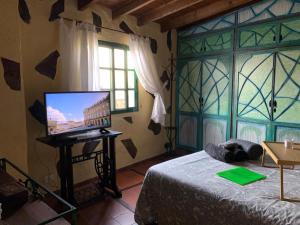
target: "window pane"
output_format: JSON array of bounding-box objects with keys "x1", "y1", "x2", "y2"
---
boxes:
[
  {"x1": 128, "y1": 70, "x2": 135, "y2": 89},
  {"x1": 99, "y1": 69, "x2": 111, "y2": 89},
  {"x1": 127, "y1": 51, "x2": 135, "y2": 69},
  {"x1": 115, "y1": 90, "x2": 126, "y2": 109},
  {"x1": 115, "y1": 70, "x2": 125, "y2": 89},
  {"x1": 128, "y1": 90, "x2": 135, "y2": 108},
  {"x1": 99, "y1": 47, "x2": 112, "y2": 68},
  {"x1": 114, "y1": 49, "x2": 125, "y2": 69}
]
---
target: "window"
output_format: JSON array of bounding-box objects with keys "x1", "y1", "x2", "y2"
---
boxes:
[{"x1": 98, "y1": 41, "x2": 138, "y2": 113}]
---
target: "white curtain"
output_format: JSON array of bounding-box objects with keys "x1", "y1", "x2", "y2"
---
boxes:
[
  {"x1": 129, "y1": 34, "x2": 166, "y2": 125},
  {"x1": 59, "y1": 19, "x2": 100, "y2": 91}
]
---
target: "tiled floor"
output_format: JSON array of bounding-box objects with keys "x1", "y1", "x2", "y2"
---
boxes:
[{"x1": 76, "y1": 150, "x2": 189, "y2": 225}]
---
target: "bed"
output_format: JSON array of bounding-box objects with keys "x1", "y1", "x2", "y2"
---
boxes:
[{"x1": 134, "y1": 151, "x2": 300, "y2": 225}]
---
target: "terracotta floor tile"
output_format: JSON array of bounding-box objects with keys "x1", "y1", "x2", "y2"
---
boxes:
[
  {"x1": 131, "y1": 158, "x2": 165, "y2": 175},
  {"x1": 116, "y1": 170, "x2": 144, "y2": 190},
  {"x1": 75, "y1": 150, "x2": 188, "y2": 225},
  {"x1": 113, "y1": 212, "x2": 135, "y2": 225},
  {"x1": 79, "y1": 198, "x2": 132, "y2": 224},
  {"x1": 119, "y1": 185, "x2": 142, "y2": 211}
]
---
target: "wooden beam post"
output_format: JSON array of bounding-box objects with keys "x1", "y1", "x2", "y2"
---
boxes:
[
  {"x1": 112, "y1": 0, "x2": 156, "y2": 19},
  {"x1": 160, "y1": 0, "x2": 257, "y2": 32},
  {"x1": 138, "y1": 0, "x2": 204, "y2": 26}
]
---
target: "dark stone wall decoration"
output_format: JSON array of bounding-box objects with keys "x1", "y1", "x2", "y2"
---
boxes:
[
  {"x1": 82, "y1": 141, "x2": 100, "y2": 156},
  {"x1": 160, "y1": 70, "x2": 170, "y2": 90},
  {"x1": 121, "y1": 139, "x2": 137, "y2": 159},
  {"x1": 49, "y1": 0, "x2": 64, "y2": 22},
  {"x1": 92, "y1": 12, "x2": 102, "y2": 33},
  {"x1": 167, "y1": 31, "x2": 172, "y2": 51},
  {"x1": 18, "y1": 0, "x2": 31, "y2": 24},
  {"x1": 28, "y1": 100, "x2": 46, "y2": 125},
  {"x1": 123, "y1": 116, "x2": 133, "y2": 124},
  {"x1": 148, "y1": 119, "x2": 161, "y2": 135},
  {"x1": 35, "y1": 50, "x2": 60, "y2": 80},
  {"x1": 119, "y1": 21, "x2": 134, "y2": 34},
  {"x1": 1, "y1": 58, "x2": 21, "y2": 91},
  {"x1": 150, "y1": 38, "x2": 157, "y2": 54}
]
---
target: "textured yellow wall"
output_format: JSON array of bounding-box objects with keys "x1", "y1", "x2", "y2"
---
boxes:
[
  {"x1": 0, "y1": 0, "x2": 28, "y2": 172},
  {"x1": 4, "y1": 0, "x2": 176, "y2": 188}
]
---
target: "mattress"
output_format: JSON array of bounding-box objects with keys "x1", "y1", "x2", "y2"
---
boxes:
[{"x1": 135, "y1": 151, "x2": 300, "y2": 225}]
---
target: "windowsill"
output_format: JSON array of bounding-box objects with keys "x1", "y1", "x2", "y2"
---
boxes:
[{"x1": 111, "y1": 108, "x2": 139, "y2": 115}]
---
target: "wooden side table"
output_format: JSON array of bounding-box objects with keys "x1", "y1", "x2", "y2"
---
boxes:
[{"x1": 261, "y1": 141, "x2": 300, "y2": 201}]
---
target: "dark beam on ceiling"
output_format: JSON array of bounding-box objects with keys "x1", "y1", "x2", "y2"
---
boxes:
[
  {"x1": 160, "y1": 0, "x2": 258, "y2": 32},
  {"x1": 112, "y1": 0, "x2": 156, "y2": 19},
  {"x1": 137, "y1": 0, "x2": 205, "y2": 26}
]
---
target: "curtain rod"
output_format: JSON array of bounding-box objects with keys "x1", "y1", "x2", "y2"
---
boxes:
[{"x1": 60, "y1": 16, "x2": 129, "y2": 35}]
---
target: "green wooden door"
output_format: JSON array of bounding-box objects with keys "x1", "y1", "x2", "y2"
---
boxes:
[
  {"x1": 177, "y1": 30, "x2": 233, "y2": 57},
  {"x1": 279, "y1": 18, "x2": 300, "y2": 45},
  {"x1": 202, "y1": 31, "x2": 233, "y2": 53},
  {"x1": 177, "y1": 59, "x2": 202, "y2": 150},
  {"x1": 235, "y1": 51, "x2": 274, "y2": 143},
  {"x1": 201, "y1": 55, "x2": 232, "y2": 147},
  {"x1": 274, "y1": 49, "x2": 300, "y2": 142},
  {"x1": 178, "y1": 36, "x2": 203, "y2": 57},
  {"x1": 238, "y1": 22, "x2": 278, "y2": 49}
]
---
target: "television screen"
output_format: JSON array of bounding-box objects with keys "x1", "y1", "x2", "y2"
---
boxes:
[{"x1": 44, "y1": 91, "x2": 111, "y2": 136}]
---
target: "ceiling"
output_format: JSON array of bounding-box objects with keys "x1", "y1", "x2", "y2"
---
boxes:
[{"x1": 78, "y1": 0, "x2": 258, "y2": 32}]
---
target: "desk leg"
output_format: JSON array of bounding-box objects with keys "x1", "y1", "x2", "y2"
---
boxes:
[
  {"x1": 280, "y1": 165, "x2": 284, "y2": 200},
  {"x1": 59, "y1": 146, "x2": 67, "y2": 200},
  {"x1": 66, "y1": 145, "x2": 75, "y2": 204},
  {"x1": 109, "y1": 137, "x2": 122, "y2": 198}
]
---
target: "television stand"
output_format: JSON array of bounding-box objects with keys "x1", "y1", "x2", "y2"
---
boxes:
[
  {"x1": 37, "y1": 130, "x2": 122, "y2": 205},
  {"x1": 99, "y1": 128, "x2": 110, "y2": 134}
]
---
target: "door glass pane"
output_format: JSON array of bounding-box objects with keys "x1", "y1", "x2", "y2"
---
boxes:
[
  {"x1": 128, "y1": 90, "x2": 135, "y2": 108},
  {"x1": 99, "y1": 47, "x2": 112, "y2": 68},
  {"x1": 178, "y1": 38, "x2": 203, "y2": 56},
  {"x1": 274, "y1": 50, "x2": 300, "y2": 124},
  {"x1": 203, "y1": 118, "x2": 227, "y2": 147},
  {"x1": 127, "y1": 51, "x2": 135, "y2": 69},
  {"x1": 99, "y1": 69, "x2": 111, "y2": 89},
  {"x1": 202, "y1": 56, "x2": 230, "y2": 116},
  {"x1": 128, "y1": 71, "x2": 135, "y2": 89},
  {"x1": 114, "y1": 49, "x2": 125, "y2": 69},
  {"x1": 178, "y1": 60, "x2": 201, "y2": 112},
  {"x1": 280, "y1": 19, "x2": 300, "y2": 44},
  {"x1": 239, "y1": 23, "x2": 277, "y2": 48},
  {"x1": 204, "y1": 31, "x2": 232, "y2": 52},
  {"x1": 237, "y1": 121, "x2": 266, "y2": 144},
  {"x1": 115, "y1": 90, "x2": 126, "y2": 109},
  {"x1": 237, "y1": 52, "x2": 273, "y2": 121},
  {"x1": 276, "y1": 126, "x2": 300, "y2": 142},
  {"x1": 178, "y1": 115, "x2": 197, "y2": 148},
  {"x1": 115, "y1": 70, "x2": 125, "y2": 89}
]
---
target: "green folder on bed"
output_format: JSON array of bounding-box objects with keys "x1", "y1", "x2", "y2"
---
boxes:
[{"x1": 216, "y1": 167, "x2": 266, "y2": 186}]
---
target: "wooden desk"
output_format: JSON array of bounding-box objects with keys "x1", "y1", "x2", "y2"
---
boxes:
[
  {"x1": 37, "y1": 130, "x2": 122, "y2": 205},
  {"x1": 261, "y1": 141, "x2": 300, "y2": 201}
]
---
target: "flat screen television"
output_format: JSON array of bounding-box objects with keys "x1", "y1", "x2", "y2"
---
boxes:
[{"x1": 44, "y1": 91, "x2": 111, "y2": 136}]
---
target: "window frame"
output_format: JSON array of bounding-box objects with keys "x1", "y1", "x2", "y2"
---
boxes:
[{"x1": 98, "y1": 40, "x2": 139, "y2": 114}]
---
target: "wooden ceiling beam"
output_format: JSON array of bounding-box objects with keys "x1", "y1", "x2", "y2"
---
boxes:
[
  {"x1": 160, "y1": 0, "x2": 258, "y2": 32},
  {"x1": 112, "y1": 0, "x2": 156, "y2": 19},
  {"x1": 137, "y1": 0, "x2": 205, "y2": 26},
  {"x1": 78, "y1": 0, "x2": 99, "y2": 10}
]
